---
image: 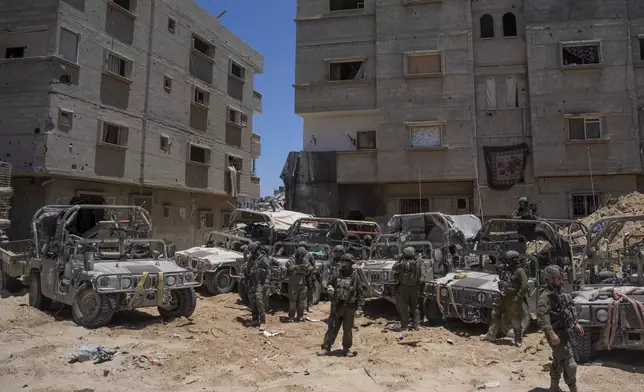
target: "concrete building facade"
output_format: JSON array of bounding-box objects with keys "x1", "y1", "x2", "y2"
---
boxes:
[
  {"x1": 293, "y1": 0, "x2": 644, "y2": 225},
  {"x1": 0, "y1": 0, "x2": 263, "y2": 248}
]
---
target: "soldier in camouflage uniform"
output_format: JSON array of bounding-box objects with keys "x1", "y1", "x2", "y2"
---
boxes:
[
  {"x1": 243, "y1": 241, "x2": 271, "y2": 331},
  {"x1": 318, "y1": 254, "x2": 364, "y2": 357},
  {"x1": 512, "y1": 197, "x2": 538, "y2": 220},
  {"x1": 286, "y1": 245, "x2": 313, "y2": 321},
  {"x1": 361, "y1": 235, "x2": 374, "y2": 260},
  {"x1": 297, "y1": 241, "x2": 318, "y2": 313},
  {"x1": 480, "y1": 250, "x2": 528, "y2": 346},
  {"x1": 538, "y1": 265, "x2": 583, "y2": 392},
  {"x1": 393, "y1": 247, "x2": 427, "y2": 331}
]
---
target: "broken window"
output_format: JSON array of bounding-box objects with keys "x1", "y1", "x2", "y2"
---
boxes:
[
  {"x1": 409, "y1": 125, "x2": 442, "y2": 148},
  {"x1": 329, "y1": 61, "x2": 364, "y2": 81},
  {"x1": 59, "y1": 109, "x2": 73, "y2": 128},
  {"x1": 330, "y1": 0, "x2": 364, "y2": 11},
  {"x1": 193, "y1": 87, "x2": 209, "y2": 105},
  {"x1": 562, "y1": 43, "x2": 600, "y2": 66},
  {"x1": 113, "y1": 0, "x2": 135, "y2": 12},
  {"x1": 163, "y1": 204, "x2": 170, "y2": 218},
  {"x1": 193, "y1": 36, "x2": 213, "y2": 58},
  {"x1": 59, "y1": 29, "x2": 79, "y2": 63},
  {"x1": 406, "y1": 53, "x2": 441, "y2": 75},
  {"x1": 107, "y1": 52, "x2": 131, "y2": 78},
  {"x1": 230, "y1": 61, "x2": 245, "y2": 80},
  {"x1": 571, "y1": 194, "x2": 600, "y2": 218},
  {"x1": 357, "y1": 130, "x2": 376, "y2": 149},
  {"x1": 102, "y1": 123, "x2": 127, "y2": 146},
  {"x1": 227, "y1": 107, "x2": 247, "y2": 127},
  {"x1": 199, "y1": 211, "x2": 214, "y2": 229},
  {"x1": 164, "y1": 76, "x2": 172, "y2": 92},
  {"x1": 502, "y1": 13, "x2": 517, "y2": 37},
  {"x1": 400, "y1": 199, "x2": 430, "y2": 215},
  {"x1": 568, "y1": 117, "x2": 601, "y2": 140},
  {"x1": 457, "y1": 198, "x2": 468, "y2": 210},
  {"x1": 640, "y1": 38, "x2": 644, "y2": 60},
  {"x1": 168, "y1": 17, "x2": 176, "y2": 33},
  {"x1": 5, "y1": 47, "x2": 25, "y2": 59},
  {"x1": 480, "y1": 14, "x2": 494, "y2": 38},
  {"x1": 228, "y1": 155, "x2": 243, "y2": 171},
  {"x1": 189, "y1": 145, "x2": 210, "y2": 164},
  {"x1": 160, "y1": 135, "x2": 170, "y2": 152},
  {"x1": 485, "y1": 77, "x2": 497, "y2": 109}
]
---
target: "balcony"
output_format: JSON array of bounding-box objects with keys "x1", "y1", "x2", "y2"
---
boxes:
[
  {"x1": 252, "y1": 90, "x2": 263, "y2": 114},
  {"x1": 250, "y1": 176, "x2": 260, "y2": 199},
  {"x1": 251, "y1": 133, "x2": 261, "y2": 158},
  {"x1": 189, "y1": 51, "x2": 214, "y2": 85},
  {"x1": 294, "y1": 80, "x2": 376, "y2": 114}
]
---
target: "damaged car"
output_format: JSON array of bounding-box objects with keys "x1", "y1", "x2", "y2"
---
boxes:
[{"x1": 0, "y1": 205, "x2": 204, "y2": 329}]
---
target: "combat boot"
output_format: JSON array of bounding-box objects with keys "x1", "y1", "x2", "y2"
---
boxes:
[
  {"x1": 341, "y1": 348, "x2": 355, "y2": 357},
  {"x1": 567, "y1": 384, "x2": 578, "y2": 392},
  {"x1": 317, "y1": 346, "x2": 331, "y2": 356},
  {"x1": 259, "y1": 323, "x2": 266, "y2": 332},
  {"x1": 549, "y1": 380, "x2": 563, "y2": 392},
  {"x1": 479, "y1": 334, "x2": 496, "y2": 342}
]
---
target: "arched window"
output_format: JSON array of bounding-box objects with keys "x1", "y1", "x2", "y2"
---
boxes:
[
  {"x1": 503, "y1": 13, "x2": 517, "y2": 37},
  {"x1": 480, "y1": 14, "x2": 494, "y2": 38}
]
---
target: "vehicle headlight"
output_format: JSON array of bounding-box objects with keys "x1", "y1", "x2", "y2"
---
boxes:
[
  {"x1": 165, "y1": 275, "x2": 176, "y2": 286},
  {"x1": 477, "y1": 292, "x2": 486, "y2": 303},
  {"x1": 185, "y1": 272, "x2": 195, "y2": 282},
  {"x1": 122, "y1": 277, "x2": 132, "y2": 289},
  {"x1": 99, "y1": 276, "x2": 110, "y2": 286},
  {"x1": 440, "y1": 288, "x2": 448, "y2": 297},
  {"x1": 98, "y1": 276, "x2": 118, "y2": 289},
  {"x1": 596, "y1": 308, "x2": 609, "y2": 322}
]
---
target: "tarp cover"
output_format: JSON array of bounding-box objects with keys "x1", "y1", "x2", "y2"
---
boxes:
[
  {"x1": 387, "y1": 213, "x2": 482, "y2": 241},
  {"x1": 230, "y1": 209, "x2": 311, "y2": 232},
  {"x1": 269, "y1": 210, "x2": 312, "y2": 231}
]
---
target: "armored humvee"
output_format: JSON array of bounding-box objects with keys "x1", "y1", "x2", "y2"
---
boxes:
[
  {"x1": 175, "y1": 209, "x2": 310, "y2": 295},
  {"x1": 0, "y1": 205, "x2": 204, "y2": 328},
  {"x1": 572, "y1": 215, "x2": 644, "y2": 363},
  {"x1": 424, "y1": 218, "x2": 587, "y2": 334}
]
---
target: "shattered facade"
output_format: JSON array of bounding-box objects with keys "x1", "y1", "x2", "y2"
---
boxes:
[
  {"x1": 0, "y1": 0, "x2": 264, "y2": 248},
  {"x1": 292, "y1": 0, "x2": 644, "y2": 224}
]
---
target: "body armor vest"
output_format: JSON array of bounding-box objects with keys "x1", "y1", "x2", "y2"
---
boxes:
[
  {"x1": 335, "y1": 275, "x2": 354, "y2": 302},
  {"x1": 400, "y1": 259, "x2": 420, "y2": 286}
]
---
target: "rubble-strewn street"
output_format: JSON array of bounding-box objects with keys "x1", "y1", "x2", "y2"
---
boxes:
[{"x1": 1, "y1": 289, "x2": 642, "y2": 392}]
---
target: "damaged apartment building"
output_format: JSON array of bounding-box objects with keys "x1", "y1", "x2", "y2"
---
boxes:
[
  {"x1": 286, "y1": 0, "x2": 644, "y2": 225},
  {"x1": 0, "y1": 0, "x2": 263, "y2": 248}
]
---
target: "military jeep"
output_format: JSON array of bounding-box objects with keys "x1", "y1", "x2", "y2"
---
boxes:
[
  {"x1": 0, "y1": 205, "x2": 204, "y2": 329},
  {"x1": 424, "y1": 218, "x2": 586, "y2": 336},
  {"x1": 175, "y1": 209, "x2": 310, "y2": 295},
  {"x1": 572, "y1": 215, "x2": 644, "y2": 363}
]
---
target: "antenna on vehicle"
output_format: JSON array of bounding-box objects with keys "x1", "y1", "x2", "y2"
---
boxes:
[
  {"x1": 473, "y1": 156, "x2": 484, "y2": 223},
  {"x1": 418, "y1": 165, "x2": 422, "y2": 213},
  {"x1": 587, "y1": 146, "x2": 596, "y2": 207},
  {"x1": 216, "y1": 10, "x2": 227, "y2": 19}
]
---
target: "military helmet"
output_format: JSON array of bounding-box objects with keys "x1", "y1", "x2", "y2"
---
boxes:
[
  {"x1": 333, "y1": 244, "x2": 345, "y2": 253},
  {"x1": 296, "y1": 246, "x2": 308, "y2": 257},
  {"x1": 518, "y1": 197, "x2": 529, "y2": 206},
  {"x1": 298, "y1": 241, "x2": 308, "y2": 248},
  {"x1": 364, "y1": 235, "x2": 372, "y2": 242},
  {"x1": 544, "y1": 265, "x2": 564, "y2": 279},
  {"x1": 505, "y1": 250, "x2": 520, "y2": 261},
  {"x1": 240, "y1": 244, "x2": 248, "y2": 253},
  {"x1": 340, "y1": 253, "x2": 355, "y2": 264},
  {"x1": 402, "y1": 246, "x2": 416, "y2": 259},
  {"x1": 248, "y1": 241, "x2": 260, "y2": 253}
]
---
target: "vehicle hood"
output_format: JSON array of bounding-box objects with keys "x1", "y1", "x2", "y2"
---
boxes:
[
  {"x1": 92, "y1": 260, "x2": 186, "y2": 275},
  {"x1": 573, "y1": 286, "x2": 644, "y2": 305},
  {"x1": 175, "y1": 246, "x2": 243, "y2": 269},
  {"x1": 359, "y1": 259, "x2": 398, "y2": 271},
  {"x1": 431, "y1": 270, "x2": 501, "y2": 292}
]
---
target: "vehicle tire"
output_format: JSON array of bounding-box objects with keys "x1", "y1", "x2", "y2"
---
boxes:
[
  {"x1": 71, "y1": 285, "x2": 116, "y2": 329},
  {"x1": 573, "y1": 327, "x2": 594, "y2": 364},
  {"x1": 28, "y1": 271, "x2": 51, "y2": 310},
  {"x1": 1, "y1": 266, "x2": 22, "y2": 293},
  {"x1": 158, "y1": 288, "x2": 197, "y2": 319},
  {"x1": 238, "y1": 280, "x2": 250, "y2": 306},
  {"x1": 424, "y1": 298, "x2": 444, "y2": 326},
  {"x1": 204, "y1": 268, "x2": 235, "y2": 295},
  {"x1": 311, "y1": 280, "x2": 322, "y2": 305}
]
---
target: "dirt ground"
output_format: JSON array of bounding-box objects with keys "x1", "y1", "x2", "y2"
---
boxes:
[{"x1": 1, "y1": 288, "x2": 643, "y2": 392}]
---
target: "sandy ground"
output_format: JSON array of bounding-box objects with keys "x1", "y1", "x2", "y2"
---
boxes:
[{"x1": 1, "y1": 288, "x2": 643, "y2": 392}]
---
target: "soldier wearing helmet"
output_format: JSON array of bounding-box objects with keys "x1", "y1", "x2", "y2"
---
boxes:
[
  {"x1": 512, "y1": 197, "x2": 538, "y2": 220},
  {"x1": 537, "y1": 265, "x2": 583, "y2": 392},
  {"x1": 242, "y1": 241, "x2": 271, "y2": 331},
  {"x1": 361, "y1": 235, "x2": 374, "y2": 260},
  {"x1": 285, "y1": 245, "x2": 313, "y2": 322},
  {"x1": 392, "y1": 246, "x2": 427, "y2": 331},
  {"x1": 319, "y1": 253, "x2": 364, "y2": 357},
  {"x1": 296, "y1": 241, "x2": 318, "y2": 314},
  {"x1": 480, "y1": 250, "x2": 528, "y2": 346}
]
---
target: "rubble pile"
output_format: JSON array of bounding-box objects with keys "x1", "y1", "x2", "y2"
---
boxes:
[{"x1": 255, "y1": 189, "x2": 286, "y2": 212}]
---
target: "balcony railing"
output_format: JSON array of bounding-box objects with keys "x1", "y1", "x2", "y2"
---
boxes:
[{"x1": 251, "y1": 90, "x2": 262, "y2": 113}]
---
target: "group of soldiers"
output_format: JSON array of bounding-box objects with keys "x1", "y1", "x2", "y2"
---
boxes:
[{"x1": 238, "y1": 203, "x2": 583, "y2": 390}]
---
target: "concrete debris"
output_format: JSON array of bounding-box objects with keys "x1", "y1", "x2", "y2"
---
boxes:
[
  {"x1": 68, "y1": 344, "x2": 115, "y2": 364},
  {"x1": 254, "y1": 190, "x2": 286, "y2": 212},
  {"x1": 477, "y1": 380, "x2": 501, "y2": 389}
]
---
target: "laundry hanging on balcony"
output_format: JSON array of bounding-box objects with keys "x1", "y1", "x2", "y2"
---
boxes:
[
  {"x1": 482, "y1": 143, "x2": 529, "y2": 190},
  {"x1": 228, "y1": 166, "x2": 238, "y2": 197}
]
